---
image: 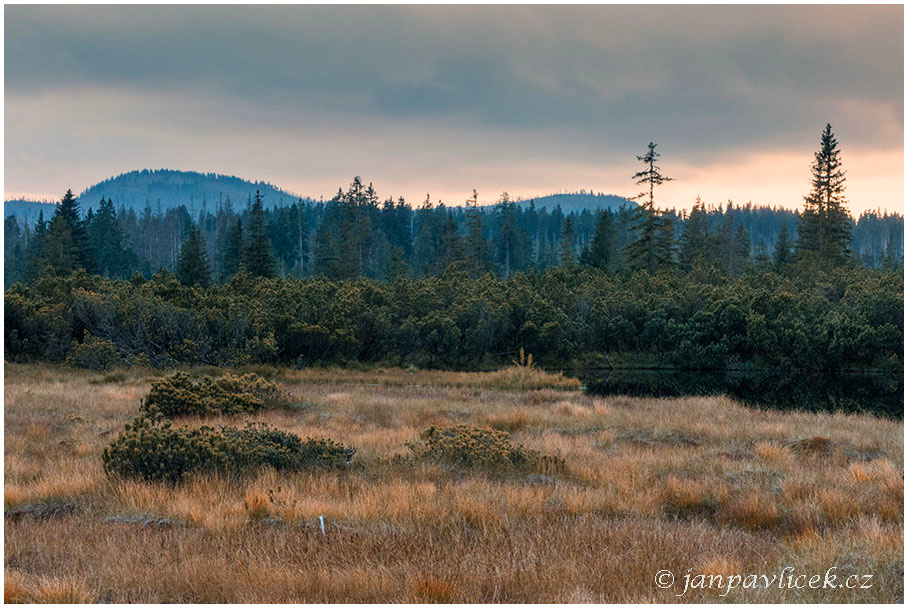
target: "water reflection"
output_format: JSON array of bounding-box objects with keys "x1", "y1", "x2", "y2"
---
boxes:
[{"x1": 580, "y1": 369, "x2": 904, "y2": 419}]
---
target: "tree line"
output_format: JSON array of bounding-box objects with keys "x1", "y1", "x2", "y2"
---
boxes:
[
  {"x1": 3, "y1": 124, "x2": 903, "y2": 372},
  {"x1": 3, "y1": 126, "x2": 903, "y2": 289}
]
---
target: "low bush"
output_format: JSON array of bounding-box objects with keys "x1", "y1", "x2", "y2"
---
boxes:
[
  {"x1": 66, "y1": 333, "x2": 122, "y2": 370},
  {"x1": 406, "y1": 424, "x2": 564, "y2": 474},
  {"x1": 141, "y1": 372, "x2": 289, "y2": 417},
  {"x1": 102, "y1": 412, "x2": 352, "y2": 482}
]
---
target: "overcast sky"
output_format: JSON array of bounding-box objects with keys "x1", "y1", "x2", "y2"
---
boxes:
[{"x1": 4, "y1": 5, "x2": 904, "y2": 213}]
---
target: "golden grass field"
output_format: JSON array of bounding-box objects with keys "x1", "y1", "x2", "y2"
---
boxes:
[{"x1": 4, "y1": 363, "x2": 903, "y2": 603}]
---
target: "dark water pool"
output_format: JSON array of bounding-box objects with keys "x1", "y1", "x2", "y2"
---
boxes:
[{"x1": 579, "y1": 369, "x2": 904, "y2": 420}]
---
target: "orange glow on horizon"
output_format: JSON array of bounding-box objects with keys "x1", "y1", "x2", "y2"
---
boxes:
[{"x1": 5, "y1": 147, "x2": 903, "y2": 217}]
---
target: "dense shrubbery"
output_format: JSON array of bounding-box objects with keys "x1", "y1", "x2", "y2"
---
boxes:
[
  {"x1": 142, "y1": 372, "x2": 288, "y2": 417},
  {"x1": 65, "y1": 332, "x2": 122, "y2": 370},
  {"x1": 4, "y1": 264, "x2": 902, "y2": 371},
  {"x1": 102, "y1": 412, "x2": 351, "y2": 482},
  {"x1": 407, "y1": 425, "x2": 564, "y2": 473}
]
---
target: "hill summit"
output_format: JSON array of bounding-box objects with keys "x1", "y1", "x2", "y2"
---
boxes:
[{"x1": 78, "y1": 169, "x2": 308, "y2": 213}]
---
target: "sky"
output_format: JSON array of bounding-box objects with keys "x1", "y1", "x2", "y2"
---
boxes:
[{"x1": 4, "y1": 5, "x2": 904, "y2": 214}]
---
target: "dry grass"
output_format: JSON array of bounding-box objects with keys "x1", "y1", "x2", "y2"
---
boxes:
[
  {"x1": 4, "y1": 362, "x2": 903, "y2": 602},
  {"x1": 4, "y1": 569, "x2": 95, "y2": 604},
  {"x1": 280, "y1": 365, "x2": 583, "y2": 392}
]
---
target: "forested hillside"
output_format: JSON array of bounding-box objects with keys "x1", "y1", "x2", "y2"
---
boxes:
[
  {"x1": 4, "y1": 169, "x2": 306, "y2": 226},
  {"x1": 3, "y1": 199, "x2": 56, "y2": 228},
  {"x1": 79, "y1": 169, "x2": 308, "y2": 213}
]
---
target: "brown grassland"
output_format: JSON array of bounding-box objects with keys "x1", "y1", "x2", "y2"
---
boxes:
[{"x1": 4, "y1": 362, "x2": 903, "y2": 603}]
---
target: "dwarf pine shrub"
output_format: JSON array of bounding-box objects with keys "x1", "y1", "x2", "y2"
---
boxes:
[
  {"x1": 102, "y1": 412, "x2": 351, "y2": 482},
  {"x1": 141, "y1": 372, "x2": 289, "y2": 417},
  {"x1": 407, "y1": 424, "x2": 564, "y2": 473},
  {"x1": 66, "y1": 333, "x2": 122, "y2": 370}
]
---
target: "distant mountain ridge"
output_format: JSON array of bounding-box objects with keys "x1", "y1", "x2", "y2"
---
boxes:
[
  {"x1": 5, "y1": 169, "x2": 635, "y2": 225},
  {"x1": 4, "y1": 169, "x2": 312, "y2": 224},
  {"x1": 78, "y1": 169, "x2": 309, "y2": 213}
]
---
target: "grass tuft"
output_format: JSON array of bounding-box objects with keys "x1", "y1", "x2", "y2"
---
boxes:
[
  {"x1": 4, "y1": 571, "x2": 95, "y2": 604},
  {"x1": 719, "y1": 490, "x2": 783, "y2": 531},
  {"x1": 661, "y1": 476, "x2": 721, "y2": 518}
]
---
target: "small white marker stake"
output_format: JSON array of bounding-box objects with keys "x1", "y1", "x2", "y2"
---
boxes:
[{"x1": 319, "y1": 515, "x2": 326, "y2": 538}]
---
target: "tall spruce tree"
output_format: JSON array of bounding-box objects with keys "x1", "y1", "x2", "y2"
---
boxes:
[
  {"x1": 796, "y1": 123, "x2": 853, "y2": 265},
  {"x1": 243, "y1": 191, "x2": 277, "y2": 278},
  {"x1": 53, "y1": 189, "x2": 95, "y2": 273},
  {"x1": 465, "y1": 190, "x2": 489, "y2": 279},
  {"x1": 626, "y1": 142, "x2": 675, "y2": 274},
  {"x1": 175, "y1": 228, "x2": 212, "y2": 287}
]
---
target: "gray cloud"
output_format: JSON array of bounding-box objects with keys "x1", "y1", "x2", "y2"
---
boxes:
[{"x1": 4, "y1": 5, "x2": 903, "y2": 209}]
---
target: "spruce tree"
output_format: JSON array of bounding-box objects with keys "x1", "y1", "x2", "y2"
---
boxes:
[
  {"x1": 4, "y1": 216, "x2": 25, "y2": 286},
  {"x1": 438, "y1": 209, "x2": 463, "y2": 273},
  {"x1": 731, "y1": 223, "x2": 751, "y2": 276},
  {"x1": 25, "y1": 211, "x2": 48, "y2": 281},
  {"x1": 386, "y1": 245, "x2": 410, "y2": 281},
  {"x1": 175, "y1": 228, "x2": 212, "y2": 287},
  {"x1": 679, "y1": 197, "x2": 710, "y2": 272},
  {"x1": 559, "y1": 217, "x2": 576, "y2": 266},
  {"x1": 796, "y1": 123, "x2": 852, "y2": 265},
  {"x1": 42, "y1": 214, "x2": 80, "y2": 275},
  {"x1": 293, "y1": 201, "x2": 310, "y2": 277},
  {"x1": 411, "y1": 200, "x2": 438, "y2": 276},
  {"x1": 581, "y1": 209, "x2": 617, "y2": 272},
  {"x1": 495, "y1": 193, "x2": 520, "y2": 279},
  {"x1": 465, "y1": 190, "x2": 489, "y2": 279},
  {"x1": 754, "y1": 240, "x2": 771, "y2": 271},
  {"x1": 243, "y1": 191, "x2": 277, "y2": 278},
  {"x1": 656, "y1": 216, "x2": 678, "y2": 269},
  {"x1": 221, "y1": 218, "x2": 244, "y2": 281},
  {"x1": 626, "y1": 142, "x2": 675, "y2": 274},
  {"x1": 879, "y1": 225, "x2": 902, "y2": 271},
  {"x1": 90, "y1": 198, "x2": 131, "y2": 278},
  {"x1": 773, "y1": 225, "x2": 794, "y2": 271},
  {"x1": 53, "y1": 189, "x2": 95, "y2": 273}
]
